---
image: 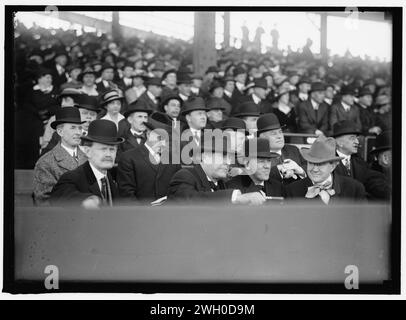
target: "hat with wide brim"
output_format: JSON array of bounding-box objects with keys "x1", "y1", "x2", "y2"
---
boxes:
[
  {"x1": 300, "y1": 136, "x2": 343, "y2": 163},
  {"x1": 234, "y1": 101, "x2": 260, "y2": 118},
  {"x1": 51, "y1": 106, "x2": 86, "y2": 129},
  {"x1": 160, "y1": 93, "x2": 183, "y2": 109},
  {"x1": 245, "y1": 138, "x2": 280, "y2": 159},
  {"x1": 252, "y1": 78, "x2": 268, "y2": 90},
  {"x1": 370, "y1": 130, "x2": 391, "y2": 154},
  {"x1": 81, "y1": 119, "x2": 124, "y2": 145},
  {"x1": 100, "y1": 89, "x2": 125, "y2": 107},
  {"x1": 206, "y1": 97, "x2": 227, "y2": 111},
  {"x1": 124, "y1": 100, "x2": 154, "y2": 118},
  {"x1": 331, "y1": 120, "x2": 362, "y2": 138},
  {"x1": 256, "y1": 113, "x2": 285, "y2": 134},
  {"x1": 221, "y1": 117, "x2": 249, "y2": 135},
  {"x1": 74, "y1": 95, "x2": 101, "y2": 113},
  {"x1": 181, "y1": 97, "x2": 209, "y2": 116}
]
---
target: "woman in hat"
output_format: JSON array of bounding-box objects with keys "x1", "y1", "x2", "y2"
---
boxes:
[
  {"x1": 272, "y1": 87, "x2": 297, "y2": 133},
  {"x1": 100, "y1": 89, "x2": 125, "y2": 129}
]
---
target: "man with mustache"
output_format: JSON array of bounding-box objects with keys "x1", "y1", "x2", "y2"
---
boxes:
[
  {"x1": 50, "y1": 119, "x2": 124, "y2": 209},
  {"x1": 33, "y1": 107, "x2": 87, "y2": 206},
  {"x1": 332, "y1": 120, "x2": 391, "y2": 200}
]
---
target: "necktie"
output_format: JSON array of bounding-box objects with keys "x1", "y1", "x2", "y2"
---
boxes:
[
  {"x1": 193, "y1": 131, "x2": 200, "y2": 145},
  {"x1": 100, "y1": 176, "x2": 113, "y2": 207},
  {"x1": 209, "y1": 181, "x2": 219, "y2": 191},
  {"x1": 134, "y1": 132, "x2": 146, "y2": 144},
  {"x1": 343, "y1": 158, "x2": 351, "y2": 176},
  {"x1": 305, "y1": 181, "x2": 335, "y2": 205}
]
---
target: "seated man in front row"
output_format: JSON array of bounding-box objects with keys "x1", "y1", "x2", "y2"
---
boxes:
[
  {"x1": 167, "y1": 140, "x2": 267, "y2": 205},
  {"x1": 226, "y1": 138, "x2": 285, "y2": 198},
  {"x1": 285, "y1": 136, "x2": 366, "y2": 204},
  {"x1": 50, "y1": 119, "x2": 124, "y2": 209}
]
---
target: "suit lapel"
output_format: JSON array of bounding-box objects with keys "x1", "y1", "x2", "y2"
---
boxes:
[
  {"x1": 195, "y1": 164, "x2": 213, "y2": 191},
  {"x1": 82, "y1": 161, "x2": 102, "y2": 198},
  {"x1": 126, "y1": 131, "x2": 142, "y2": 149},
  {"x1": 53, "y1": 143, "x2": 79, "y2": 170},
  {"x1": 139, "y1": 145, "x2": 159, "y2": 172}
]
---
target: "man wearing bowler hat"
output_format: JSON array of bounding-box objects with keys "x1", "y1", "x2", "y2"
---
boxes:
[
  {"x1": 241, "y1": 78, "x2": 273, "y2": 114},
  {"x1": 33, "y1": 107, "x2": 87, "y2": 206},
  {"x1": 234, "y1": 101, "x2": 261, "y2": 137},
  {"x1": 206, "y1": 97, "x2": 227, "y2": 129},
  {"x1": 329, "y1": 86, "x2": 362, "y2": 132},
  {"x1": 177, "y1": 72, "x2": 193, "y2": 102},
  {"x1": 118, "y1": 99, "x2": 153, "y2": 155},
  {"x1": 231, "y1": 66, "x2": 248, "y2": 108},
  {"x1": 96, "y1": 63, "x2": 119, "y2": 94},
  {"x1": 370, "y1": 130, "x2": 392, "y2": 191},
  {"x1": 297, "y1": 81, "x2": 330, "y2": 136},
  {"x1": 226, "y1": 138, "x2": 285, "y2": 198},
  {"x1": 257, "y1": 113, "x2": 307, "y2": 185},
  {"x1": 51, "y1": 119, "x2": 124, "y2": 209},
  {"x1": 136, "y1": 77, "x2": 163, "y2": 112},
  {"x1": 167, "y1": 139, "x2": 267, "y2": 205},
  {"x1": 285, "y1": 136, "x2": 365, "y2": 204},
  {"x1": 116, "y1": 62, "x2": 135, "y2": 92},
  {"x1": 332, "y1": 120, "x2": 390, "y2": 200},
  {"x1": 117, "y1": 118, "x2": 181, "y2": 204}
]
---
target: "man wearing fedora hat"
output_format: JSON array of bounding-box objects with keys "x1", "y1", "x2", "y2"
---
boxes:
[
  {"x1": 96, "y1": 63, "x2": 119, "y2": 94},
  {"x1": 177, "y1": 72, "x2": 193, "y2": 102},
  {"x1": 117, "y1": 118, "x2": 181, "y2": 204},
  {"x1": 136, "y1": 77, "x2": 163, "y2": 112},
  {"x1": 285, "y1": 136, "x2": 365, "y2": 204},
  {"x1": 240, "y1": 78, "x2": 273, "y2": 114},
  {"x1": 226, "y1": 138, "x2": 285, "y2": 198},
  {"x1": 234, "y1": 101, "x2": 261, "y2": 137},
  {"x1": 332, "y1": 120, "x2": 390, "y2": 200},
  {"x1": 157, "y1": 93, "x2": 187, "y2": 132},
  {"x1": 206, "y1": 97, "x2": 228, "y2": 129},
  {"x1": 293, "y1": 77, "x2": 311, "y2": 105},
  {"x1": 124, "y1": 73, "x2": 147, "y2": 105},
  {"x1": 117, "y1": 99, "x2": 153, "y2": 155},
  {"x1": 51, "y1": 119, "x2": 124, "y2": 208},
  {"x1": 222, "y1": 76, "x2": 235, "y2": 106},
  {"x1": 355, "y1": 87, "x2": 381, "y2": 136},
  {"x1": 44, "y1": 48, "x2": 69, "y2": 90},
  {"x1": 257, "y1": 113, "x2": 307, "y2": 185},
  {"x1": 167, "y1": 139, "x2": 267, "y2": 205},
  {"x1": 231, "y1": 66, "x2": 248, "y2": 107},
  {"x1": 116, "y1": 62, "x2": 135, "y2": 93},
  {"x1": 78, "y1": 67, "x2": 99, "y2": 96},
  {"x1": 33, "y1": 107, "x2": 87, "y2": 205},
  {"x1": 190, "y1": 73, "x2": 204, "y2": 98},
  {"x1": 329, "y1": 86, "x2": 362, "y2": 132},
  {"x1": 374, "y1": 94, "x2": 392, "y2": 132},
  {"x1": 100, "y1": 89, "x2": 125, "y2": 129},
  {"x1": 297, "y1": 81, "x2": 330, "y2": 136}
]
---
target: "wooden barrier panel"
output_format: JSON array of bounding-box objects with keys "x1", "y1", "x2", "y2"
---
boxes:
[{"x1": 14, "y1": 204, "x2": 391, "y2": 283}]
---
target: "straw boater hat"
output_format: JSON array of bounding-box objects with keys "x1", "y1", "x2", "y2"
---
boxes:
[
  {"x1": 81, "y1": 119, "x2": 124, "y2": 145},
  {"x1": 300, "y1": 136, "x2": 343, "y2": 164},
  {"x1": 99, "y1": 89, "x2": 125, "y2": 108}
]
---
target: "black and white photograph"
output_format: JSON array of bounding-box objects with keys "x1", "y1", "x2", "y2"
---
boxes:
[{"x1": 1, "y1": 1, "x2": 402, "y2": 303}]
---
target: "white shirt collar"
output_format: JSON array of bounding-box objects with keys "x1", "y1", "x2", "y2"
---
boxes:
[
  {"x1": 252, "y1": 93, "x2": 261, "y2": 104},
  {"x1": 191, "y1": 87, "x2": 199, "y2": 94},
  {"x1": 236, "y1": 82, "x2": 245, "y2": 92},
  {"x1": 299, "y1": 92, "x2": 308, "y2": 100},
  {"x1": 278, "y1": 103, "x2": 291, "y2": 115},
  {"x1": 336, "y1": 149, "x2": 351, "y2": 162},
  {"x1": 324, "y1": 98, "x2": 332, "y2": 105},
  {"x1": 102, "y1": 80, "x2": 110, "y2": 88},
  {"x1": 130, "y1": 128, "x2": 144, "y2": 136},
  {"x1": 189, "y1": 127, "x2": 201, "y2": 137},
  {"x1": 224, "y1": 89, "x2": 232, "y2": 97},
  {"x1": 179, "y1": 93, "x2": 189, "y2": 101},
  {"x1": 341, "y1": 101, "x2": 351, "y2": 111},
  {"x1": 56, "y1": 64, "x2": 64, "y2": 74},
  {"x1": 60, "y1": 143, "x2": 78, "y2": 157},
  {"x1": 33, "y1": 84, "x2": 53, "y2": 93},
  {"x1": 311, "y1": 99, "x2": 319, "y2": 110},
  {"x1": 89, "y1": 162, "x2": 107, "y2": 191}
]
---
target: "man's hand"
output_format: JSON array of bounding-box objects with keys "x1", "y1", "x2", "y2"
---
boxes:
[
  {"x1": 235, "y1": 192, "x2": 266, "y2": 206},
  {"x1": 82, "y1": 195, "x2": 101, "y2": 210},
  {"x1": 369, "y1": 126, "x2": 382, "y2": 135},
  {"x1": 315, "y1": 129, "x2": 324, "y2": 136},
  {"x1": 278, "y1": 159, "x2": 305, "y2": 179}
]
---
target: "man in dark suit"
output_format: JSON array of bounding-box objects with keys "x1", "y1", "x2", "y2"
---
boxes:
[
  {"x1": 50, "y1": 119, "x2": 124, "y2": 208},
  {"x1": 297, "y1": 81, "x2": 330, "y2": 136},
  {"x1": 257, "y1": 113, "x2": 307, "y2": 185},
  {"x1": 96, "y1": 63, "x2": 120, "y2": 94},
  {"x1": 355, "y1": 87, "x2": 381, "y2": 136},
  {"x1": 136, "y1": 77, "x2": 163, "y2": 113},
  {"x1": 369, "y1": 130, "x2": 392, "y2": 193},
  {"x1": 117, "y1": 100, "x2": 153, "y2": 156},
  {"x1": 226, "y1": 138, "x2": 285, "y2": 198},
  {"x1": 240, "y1": 78, "x2": 273, "y2": 114},
  {"x1": 44, "y1": 49, "x2": 68, "y2": 90},
  {"x1": 332, "y1": 121, "x2": 391, "y2": 200},
  {"x1": 329, "y1": 86, "x2": 362, "y2": 132},
  {"x1": 167, "y1": 139, "x2": 267, "y2": 205},
  {"x1": 116, "y1": 62, "x2": 135, "y2": 92},
  {"x1": 285, "y1": 136, "x2": 366, "y2": 204},
  {"x1": 231, "y1": 66, "x2": 247, "y2": 112},
  {"x1": 117, "y1": 118, "x2": 181, "y2": 203},
  {"x1": 160, "y1": 69, "x2": 178, "y2": 98}
]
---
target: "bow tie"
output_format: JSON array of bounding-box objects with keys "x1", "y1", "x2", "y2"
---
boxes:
[
  {"x1": 305, "y1": 181, "x2": 335, "y2": 205},
  {"x1": 133, "y1": 132, "x2": 147, "y2": 140}
]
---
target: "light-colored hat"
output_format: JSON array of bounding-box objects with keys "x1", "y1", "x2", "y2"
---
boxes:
[{"x1": 300, "y1": 136, "x2": 344, "y2": 164}]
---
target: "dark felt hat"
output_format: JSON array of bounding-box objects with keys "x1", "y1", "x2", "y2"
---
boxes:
[
  {"x1": 358, "y1": 87, "x2": 373, "y2": 97},
  {"x1": 50, "y1": 106, "x2": 85, "y2": 129},
  {"x1": 181, "y1": 97, "x2": 209, "y2": 116},
  {"x1": 309, "y1": 81, "x2": 326, "y2": 93},
  {"x1": 256, "y1": 113, "x2": 283, "y2": 134},
  {"x1": 150, "y1": 111, "x2": 174, "y2": 127},
  {"x1": 35, "y1": 67, "x2": 53, "y2": 79},
  {"x1": 340, "y1": 85, "x2": 357, "y2": 96},
  {"x1": 331, "y1": 120, "x2": 362, "y2": 137},
  {"x1": 176, "y1": 72, "x2": 192, "y2": 85},
  {"x1": 145, "y1": 77, "x2": 163, "y2": 87},
  {"x1": 252, "y1": 78, "x2": 268, "y2": 90},
  {"x1": 100, "y1": 63, "x2": 115, "y2": 73},
  {"x1": 161, "y1": 68, "x2": 177, "y2": 81},
  {"x1": 59, "y1": 87, "x2": 83, "y2": 98},
  {"x1": 124, "y1": 100, "x2": 154, "y2": 118},
  {"x1": 206, "y1": 97, "x2": 227, "y2": 111},
  {"x1": 234, "y1": 101, "x2": 260, "y2": 118},
  {"x1": 80, "y1": 119, "x2": 124, "y2": 145},
  {"x1": 99, "y1": 89, "x2": 125, "y2": 107},
  {"x1": 221, "y1": 117, "x2": 248, "y2": 135},
  {"x1": 205, "y1": 65, "x2": 219, "y2": 74},
  {"x1": 297, "y1": 77, "x2": 311, "y2": 86},
  {"x1": 370, "y1": 130, "x2": 391, "y2": 154},
  {"x1": 160, "y1": 93, "x2": 183, "y2": 108},
  {"x1": 144, "y1": 117, "x2": 171, "y2": 133},
  {"x1": 209, "y1": 79, "x2": 224, "y2": 92},
  {"x1": 244, "y1": 138, "x2": 279, "y2": 159},
  {"x1": 233, "y1": 66, "x2": 246, "y2": 77},
  {"x1": 74, "y1": 95, "x2": 101, "y2": 113},
  {"x1": 78, "y1": 67, "x2": 96, "y2": 81}
]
